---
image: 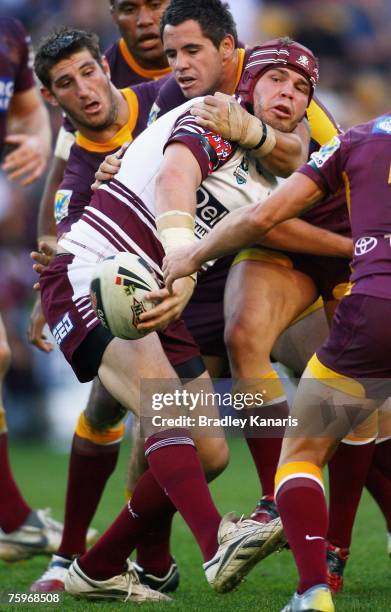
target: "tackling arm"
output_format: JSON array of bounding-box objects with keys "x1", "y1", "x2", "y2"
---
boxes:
[
  {"x1": 262, "y1": 217, "x2": 352, "y2": 258},
  {"x1": 163, "y1": 173, "x2": 324, "y2": 288},
  {"x1": 191, "y1": 93, "x2": 309, "y2": 177}
]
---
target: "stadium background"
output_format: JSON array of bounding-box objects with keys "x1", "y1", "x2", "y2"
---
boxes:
[{"x1": 0, "y1": 1, "x2": 390, "y2": 609}]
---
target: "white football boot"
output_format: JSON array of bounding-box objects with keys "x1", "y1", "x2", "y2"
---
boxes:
[
  {"x1": 0, "y1": 509, "x2": 63, "y2": 561},
  {"x1": 0, "y1": 508, "x2": 98, "y2": 561},
  {"x1": 30, "y1": 554, "x2": 71, "y2": 592},
  {"x1": 281, "y1": 585, "x2": 334, "y2": 612},
  {"x1": 204, "y1": 512, "x2": 286, "y2": 593},
  {"x1": 65, "y1": 558, "x2": 171, "y2": 602}
]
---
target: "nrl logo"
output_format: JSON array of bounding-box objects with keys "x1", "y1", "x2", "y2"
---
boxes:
[
  {"x1": 296, "y1": 55, "x2": 309, "y2": 67},
  {"x1": 234, "y1": 156, "x2": 249, "y2": 185},
  {"x1": 131, "y1": 298, "x2": 147, "y2": 327}
]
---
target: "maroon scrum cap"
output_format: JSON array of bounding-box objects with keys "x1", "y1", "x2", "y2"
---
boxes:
[{"x1": 237, "y1": 37, "x2": 319, "y2": 108}]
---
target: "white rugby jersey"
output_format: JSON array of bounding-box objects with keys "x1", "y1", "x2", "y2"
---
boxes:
[{"x1": 59, "y1": 97, "x2": 276, "y2": 267}]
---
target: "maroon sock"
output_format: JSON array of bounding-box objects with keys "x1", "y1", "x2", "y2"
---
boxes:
[
  {"x1": 373, "y1": 439, "x2": 391, "y2": 479},
  {"x1": 58, "y1": 434, "x2": 120, "y2": 557},
  {"x1": 136, "y1": 511, "x2": 174, "y2": 576},
  {"x1": 327, "y1": 441, "x2": 375, "y2": 548},
  {"x1": 0, "y1": 432, "x2": 31, "y2": 532},
  {"x1": 145, "y1": 428, "x2": 221, "y2": 561},
  {"x1": 246, "y1": 399, "x2": 288, "y2": 497},
  {"x1": 246, "y1": 437, "x2": 283, "y2": 497},
  {"x1": 79, "y1": 469, "x2": 175, "y2": 580},
  {"x1": 276, "y1": 478, "x2": 328, "y2": 593},
  {"x1": 366, "y1": 463, "x2": 391, "y2": 531}
]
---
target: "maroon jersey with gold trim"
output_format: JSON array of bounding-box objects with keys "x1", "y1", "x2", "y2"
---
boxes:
[
  {"x1": 299, "y1": 113, "x2": 391, "y2": 299},
  {"x1": 105, "y1": 37, "x2": 170, "y2": 88},
  {"x1": 0, "y1": 18, "x2": 34, "y2": 156},
  {"x1": 56, "y1": 85, "x2": 157, "y2": 235}
]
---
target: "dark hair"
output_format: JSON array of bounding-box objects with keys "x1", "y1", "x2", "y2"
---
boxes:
[
  {"x1": 160, "y1": 0, "x2": 238, "y2": 49},
  {"x1": 34, "y1": 27, "x2": 102, "y2": 89}
]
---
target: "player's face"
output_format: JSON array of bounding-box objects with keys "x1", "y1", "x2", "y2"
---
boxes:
[
  {"x1": 43, "y1": 50, "x2": 118, "y2": 132},
  {"x1": 111, "y1": 0, "x2": 168, "y2": 67},
  {"x1": 252, "y1": 67, "x2": 310, "y2": 132},
  {"x1": 163, "y1": 20, "x2": 228, "y2": 98}
]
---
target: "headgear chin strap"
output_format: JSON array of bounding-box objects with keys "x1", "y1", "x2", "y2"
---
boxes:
[{"x1": 237, "y1": 37, "x2": 319, "y2": 110}]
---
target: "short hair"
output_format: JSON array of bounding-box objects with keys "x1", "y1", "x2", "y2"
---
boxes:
[
  {"x1": 160, "y1": 0, "x2": 238, "y2": 49},
  {"x1": 34, "y1": 27, "x2": 102, "y2": 89}
]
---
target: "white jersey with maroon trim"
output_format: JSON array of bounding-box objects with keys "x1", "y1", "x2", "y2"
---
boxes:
[{"x1": 59, "y1": 98, "x2": 276, "y2": 268}]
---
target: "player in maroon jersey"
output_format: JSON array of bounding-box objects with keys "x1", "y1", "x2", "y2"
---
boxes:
[
  {"x1": 38, "y1": 0, "x2": 170, "y2": 251},
  {"x1": 0, "y1": 17, "x2": 66, "y2": 562},
  {"x1": 163, "y1": 112, "x2": 391, "y2": 611},
  {"x1": 107, "y1": 0, "x2": 170, "y2": 87}
]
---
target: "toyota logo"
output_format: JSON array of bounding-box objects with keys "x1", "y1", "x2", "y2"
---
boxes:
[{"x1": 354, "y1": 236, "x2": 378, "y2": 256}]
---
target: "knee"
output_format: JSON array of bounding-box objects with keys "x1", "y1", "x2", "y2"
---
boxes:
[
  {"x1": 224, "y1": 319, "x2": 268, "y2": 372},
  {"x1": 199, "y1": 439, "x2": 230, "y2": 482}
]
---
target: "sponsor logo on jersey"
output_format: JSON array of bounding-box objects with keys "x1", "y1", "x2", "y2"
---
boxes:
[
  {"x1": 310, "y1": 135, "x2": 341, "y2": 168},
  {"x1": 0, "y1": 78, "x2": 14, "y2": 112},
  {"x1": 234, "y1": 155, "x2": 249, "y2": 184},
  {"x1": 195, "y1": 187, "x2": 230, "y2": 234},
  {"x1": 148, "y1": 102, "x2": 160, "y2": 125},
  {"x1": 54, "y1": 189, "x2": 72, "y2": 223},
  {"x1": 52, "y1": 312, "x2": 74, "y2": 345},
  {"x1": 372, "y1": 116, "x2": 391, "y2": 135},
  {"x1": 354, "y1": 236, "x2": 378, "y2": 256}
]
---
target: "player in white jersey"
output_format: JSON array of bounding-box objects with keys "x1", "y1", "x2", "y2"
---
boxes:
[{"x1": 37, "y1": 28, "x2": 352, "y2": 599}]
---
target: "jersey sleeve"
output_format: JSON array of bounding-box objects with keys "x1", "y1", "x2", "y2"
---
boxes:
[
  {"x1": 298, "y1": 133, "x2": 350, "y2": 195},
  {"x1": 10, "y1": 19, "x2": 35, "y2": 93},
  {"x1": 163, "y1": 110, "x2": 236, "y2": 180}
]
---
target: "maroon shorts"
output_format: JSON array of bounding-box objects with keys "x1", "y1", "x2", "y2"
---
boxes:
[
  {"x1": 285, "y1": 251, "x2": 350, "y2": 302},
  {"x1": 40, "y1": 253, "x2": 201, "y2": 383},
  {"x1": 183, "y1": 256, "x2": 233, "y2": 357},
  {"x1": 317, "y1": 293, "x2": 391, "y2": 397},
  {"x1": 237, "y1": 246, "x2": 350, "y2": 302}
]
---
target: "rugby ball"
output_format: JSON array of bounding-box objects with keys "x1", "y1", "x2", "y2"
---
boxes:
[{"x1": 90, "y1": 252, "x2": 161, "y2": 340}]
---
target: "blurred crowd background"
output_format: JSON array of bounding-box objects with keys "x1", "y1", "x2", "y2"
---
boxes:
[{"x1": 1, "y1": 0, "x2": 389, "y2": 443}]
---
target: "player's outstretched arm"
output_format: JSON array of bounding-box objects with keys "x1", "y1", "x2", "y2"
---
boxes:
[
  {"x1": 191, "y1": 92, "x2": 308, "y2": 177},
  {"x1": 262, "y1": 217, "x2": 353, "y2": 258},
  {"x1": 3, "y1": 87, "x2": 51, "y2": 185},
  {"x1": 163, "y1": 172, "x2": 322, "y2": 289}
]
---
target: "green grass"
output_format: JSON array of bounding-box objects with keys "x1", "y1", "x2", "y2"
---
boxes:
[{"x1": 1, "y1": 439, "x2": 390, "y2": 611}]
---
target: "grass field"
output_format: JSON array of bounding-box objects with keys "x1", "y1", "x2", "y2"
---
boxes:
[{"x1": 1, "y1": 438, "x2": 390, "y2": 611}]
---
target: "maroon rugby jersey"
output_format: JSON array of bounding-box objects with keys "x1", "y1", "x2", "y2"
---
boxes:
[
  {"x1": 149, "y1": 48, "x2": 248, "y2": 122},
  {"x1": 105, "y1": 37, "x2": 171, "y2": 88},
  {"x1": 0, "y1": 18, "x2": 34, "y2": 156},
  {"x1": 299, "y1": 113, "x2": 391, "y2": 299},
  {"x1": 56, "y1": 85, "x2": 157, "y2": 236}
]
